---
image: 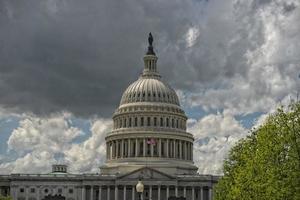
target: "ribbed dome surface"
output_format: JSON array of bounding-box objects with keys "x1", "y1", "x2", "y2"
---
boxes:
[{"x1": 120, "y1": 77, "x2": 180, "y2": 106}]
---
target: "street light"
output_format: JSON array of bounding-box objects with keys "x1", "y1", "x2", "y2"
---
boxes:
[{"x1": 136, "y1": 179, "x2": 144, "y2": 200}]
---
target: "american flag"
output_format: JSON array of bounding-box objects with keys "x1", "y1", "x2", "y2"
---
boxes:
[{"x1": 147, "y1": 138, "x2": 156, "y2": 145}]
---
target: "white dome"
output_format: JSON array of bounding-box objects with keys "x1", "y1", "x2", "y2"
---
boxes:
[{"x1": 120, "y1": 76, "x2": 180, "y2": 106}]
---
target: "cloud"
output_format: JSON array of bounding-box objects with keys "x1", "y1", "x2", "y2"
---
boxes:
[
  {"x1": 188, "y1": 110, "x2": 247, "y2": 175},
  {"x1": 0, "y1": 113, "x2": 112, "y2": 174}
]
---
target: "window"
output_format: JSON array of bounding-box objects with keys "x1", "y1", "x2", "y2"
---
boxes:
[
  {"x1": 166, "y1": 118, "x2": 169, "y2": 127},
  {"x1": 69, "y1": 189, "x2": 73, "y2": 194},
  {"x1": 58, "y1": 188, "x2": 62, "y2": 194},
  {"x1": 147, "y1": 117, "x2": 151, "y2": 126},
  {"x1": 129, "y1": 118, "x2": 132, "y2": 127},
  {"x1": 160, "y1": 118, "x2": 163, "y2": 126},
  {"x1": 44, "y1": 189, "x2": 48, "y2": 193},
  {"x1": 154, "y1": 117, "x2": 157, "y2": 126},
  {"x1": 20, "y1": 188, "x2": 24, "y2": 193},
  {"x1": 134, "y1": 117, "x2": 138, "y2": 127},
  {"x1": 141, "y1": 117, "x2": 144, "y2": 126},
  {"x1": 172, "y1": 118, "x2": 174, "y2": 128},
  {"x1": 124, "y1": 118, "x2": 127, "y2": 128},
  {"x1": 30, "y1": 188, "x2": 35, "y2": 193},
  {"x1": 176, "y1": 119, "x2": 179, "y2": 128}
]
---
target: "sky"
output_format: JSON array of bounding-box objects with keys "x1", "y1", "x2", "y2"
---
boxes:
[{"x1": 0, "y1": 0, "x2": 299, "y2": 175}]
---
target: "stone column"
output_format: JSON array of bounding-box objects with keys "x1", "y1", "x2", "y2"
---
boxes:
[
  {"x1": 179, "y1": 141, "x2": 182, "y2": 159},
  {"x1": 166, "y1": 139, "x2": 169, "y2": 158},
  {"x1": 191, "y1": 143, "x2": 193, "y2": 160},
  {"x1": 151, "y1": 142, "x2": 154, "y2": 157},
  {"x1": 209, "y1": 187, "x2": 212, "y2": 200},
  {"x1": 116, "y1": 140, "x2": 119, "y2": 158},
  {"x1": 200, "y1": 187, "x2": 203, "y2": 200},
  {"x1": 132, "y1": 186, "x2": 135, "y2": 200},
  {"x1": 107, "y1": 186, "x2": 110, "y2": 200},
  {"x1": 91, "y1": 186, "x2": 94, "y2": 200},
  {"x1": 25, "y1": 187, "x2": 28, "y2": 200},
  {"x1": 123, "y1": 186, "x2": 126, "y2": 200},
  {"x1": 121, "y1": 140, "x2": 124, "y2": 158},
  {"x1": 158, "y1": 186, "x2": 161, "y2": 200},
  {"x1": 36, "y1": 187, "x2": 39, "y2": 200},
  {"x1": 166, "y1": 186, "x2": 169, "y2": 199},
  {"x1": 184, "y1": 142, "x2": 187, "y2": 160},
  {"x1": 149, "y1": 186, "x2": 152, "y2": 200},
  {"x1": 135, "y1": 138, "x2": 138, "y2": 157},
  {"x1": 115, "y1": 186, "x2": 118, "y2": 200},
  {"x1": 183, "y1": 187, "x2": 186, "y2": 198},
  {"x1": 143, "y1": 138, "x2": 146, "y2": 157},
  {"x1": 82, "y1": 186, "x2": 86, "y2": 200},
  {"x1": 175, "y1": 186, "x2": 178, "y2": 197},
  {"x1": 128, "y1": 139, "x2": 131, "y2": 157},
  {"x1": 99, "y1": 186, "x2": 102, "y2": 200},
  {"x1": 192, "y1": 187, "x2": 195, "y2": 200},
  {"x1": 173, "y1": 140, "x2": 176, "y2": 158},
  {"x1": 158, "y1": 138, "x2": 162, "y2": 157}
]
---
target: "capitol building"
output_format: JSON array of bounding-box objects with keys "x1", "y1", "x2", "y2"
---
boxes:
[{"x1": 0, "y1": 34, "x2": 219, "y2": 200}]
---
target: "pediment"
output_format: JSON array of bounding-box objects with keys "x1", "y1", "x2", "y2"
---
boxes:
[{"x1": 118, "y1": 167, "x2": 174, "y2": 180}]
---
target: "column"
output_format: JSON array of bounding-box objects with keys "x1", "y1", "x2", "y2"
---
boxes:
[
  {"x1": 82, "y1": 186, "x2": 86, "y2": 200},
  {"x1": 200, "y1": 187, "x2": 203, "y2": 200},
  {"x1": 166, "y1": 186, "x2": 169, "y2": 199},
  {"x1": 107, "y1": 186, "x2": 110, "y2": 200},
  {"x1": 25, "y1": 187, "x2": 28, "y2": 200},
  {"x1": 116, "y1": 140, "x2": 119, "y2": 158},
  {"x1": 191, "y1": 143, "x2": 193, "y2": 160},
  {"x1": 91, "y1": 186, "x2": 94, "y2": 200},
  {"x1": 192, "y1": 187, "x2": 195, "y2": 200},
  {"x1": 151, "y1": 142, "x2": 154, "y2": 157},
  {"x1": 36, "y1": 187, "x2": 39, "y2": 200},
  {"x1": 132, "y1": 186, "x2": 135, "y2": 200},
  {"x1": 121, "y1": 140, "x2": 124, "y2": 158},
  {"x1": 173, "y1": 140, "x2": 176, "y2": 158},
  {"x1": 179, "y1": 141, "x2": 182, "y2": 159},
  {"x1": 209, "y1": 187, "x2": 212, "y2": 200},
  {"x1": 135, "y1": 138, "x2": 138, "y2": 157},
  {"x1": 166, "y1": 139, "x2": 169, "y2": 158},
  {"x1": 143, "y1": 138, "x2": 146, "y2": 157},
  {"x1": 99, "y1": 186, "x2": 102, "y2": 200},
  {"x1": 123, "y1": 186, "x2": 126, "y2": 200},
  {"x1": 183, "y1": 187, "x2": 186, "y2": 198},
  {"x1": 115, "y1": 186, "x2": 118, "y2": 200},
  {"x1": 128, "y1": 139, "x2": 131, "y2": 157},
  {"x1": 158, "y1": 138, "x2": 162, "y2": 157},
  {"x1": 175, "y1": 186, "x2": 178, "y2": 197},
  {"x1": 158, "y1": 186, "x2": 161, "y2": 200},
  {"x1": 149, "y1": 186, "x2": 152, "y2": 200},
  {"x1": 184, "y1": 142, "x2": 187, "y2": 160}
]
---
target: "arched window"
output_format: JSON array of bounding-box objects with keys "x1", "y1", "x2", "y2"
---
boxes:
[
  {"x1": 176, "y1": 119, "x2": 179, "y2": 128},
  {"x1": 172, "y1": 118, "x2": 174, "y2": 128},
  {"x1": 147, "y1": 117, "x2": 151, "y2": 126},
  {"x1": 160, "y1": 117, "x2": 163, "y2": 126},
  {"x1": 141, "y1": 117, "x2": 144, "y2": 126},
  {"x1": 166, "y1": 118, "x2": 169, "y2": 127},
  {"x1": 129, "y1": 118, "x2": 132, "y2": 127},
  {"x1": 124, "y1": 118, "x2": 127, "y2": 128}
]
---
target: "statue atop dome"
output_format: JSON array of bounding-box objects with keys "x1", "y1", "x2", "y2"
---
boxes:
[
  {"x1": 147, "y1": 32, "x2": 156, "y2": 55},
  {"x1": 148, "y1": 32, "x2": 153, "y2": 46}
]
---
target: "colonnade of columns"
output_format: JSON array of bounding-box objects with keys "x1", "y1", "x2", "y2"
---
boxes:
[
  {"x1": 106, "y1": 138, "x2": 193, "y2": 161},
  {"x1": 82, "y1": 185, "x2": 213, "y2": 200}
]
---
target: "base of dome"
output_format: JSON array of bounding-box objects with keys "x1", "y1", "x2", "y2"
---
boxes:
[{"x1": 100, "y1": 159, "x2": 198, "y2": 176}]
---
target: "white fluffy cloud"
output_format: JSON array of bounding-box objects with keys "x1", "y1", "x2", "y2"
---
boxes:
[
  {"x1": 0, "y1": 113, "x2": 112, "y2": 174},
  {"x1": 188, "y1": 111, "x2": 247, "y2": 175}
]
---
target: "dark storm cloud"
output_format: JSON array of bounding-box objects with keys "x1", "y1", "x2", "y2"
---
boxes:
[{"x1": 0, "y1": 0, "x2": 299, "y2": 117}]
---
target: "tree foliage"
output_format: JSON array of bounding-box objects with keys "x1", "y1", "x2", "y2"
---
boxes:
[
  {"x1": 214, "y1": 102, "x2": 300, "y2": 200},
  {"x1": 0, "y1": 196, "x2": 12, "y2": 200}
]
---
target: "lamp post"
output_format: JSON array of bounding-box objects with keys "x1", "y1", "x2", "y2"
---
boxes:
[{"x1": 136, "y1": 180, "x2": 144, "y2": 200}]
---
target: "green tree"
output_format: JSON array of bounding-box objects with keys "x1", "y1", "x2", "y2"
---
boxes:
[
  {"x1": 214, "y1": 102, "x2": 300, "y2": 200},
  {"x1": 0, "y1": 196, "x2": 12, "y2": 200}
]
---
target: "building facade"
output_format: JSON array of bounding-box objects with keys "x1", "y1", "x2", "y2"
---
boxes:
[{"x1": 0, "y1": 34, "x2": 220, "y2": 200}]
